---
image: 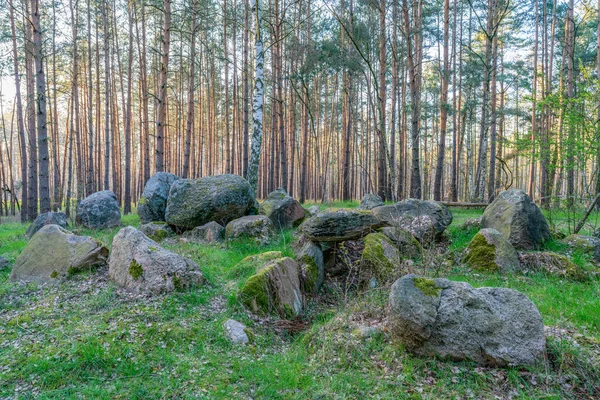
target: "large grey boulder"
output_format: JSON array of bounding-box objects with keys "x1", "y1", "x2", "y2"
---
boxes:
[
  {"x1": 481, "y1": 189, "x2": 551, "y2": 250},
  {"x1": 108, "y1": 226, "x2": 203, "y2": 293},
  {"x1": 225, "y1": 215, "x2": 275, "y2": 245},
  {"x1": 463, "y1": 228, "x2": 520, "y2": 273},
  {"x1": 388, "y1": 275, "x2": 546, "y2": 367},
  {"x1": 372, "y1": 199, "x2": 452, "y2": 242},
  {"x1": 259, "y1": 188, "x2": 306, "y2": 230},
  {"x1": 11, "y1": 225, "x2": 108, "y2": 283},
  {"x1": 76, "y1": 190, "x2": 121, "y2": 229},
  {"x1": 298, "y1": 209, "x2": 384, "y2": 242},
  {"x1": 27, "y1": 212, "x2": 68, "y2": 238},
  {"x1": 181, "y1": 222, "x2": 225, "y2": 244},
  {"x1": 138, "y1": 172, "x2": 180, "y2": 223},
  {"x1": 296, "y1": 241, "x2": 325, "y2": 294},
  {"x1": 239, "y1": 257, "x2": 303, "y2": 317},
  {"x1": 358, "y1": 193, "x2": 384, "y2": 210},
  {"x1": 165, "y1": 174, "x2": 257, "y2": 229},
  {"x1": 138, "y1": 222, "x2": 175, "y2": 242}
]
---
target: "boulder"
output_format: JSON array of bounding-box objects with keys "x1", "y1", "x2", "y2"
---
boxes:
[
  {"x1": 108, "y1": 226, "x2": 203, "y2": 293},
  {"x1": 230, "y1": 251, "x2": 284, "y2": 279},
  {"x1": 0, "y1": 256, "x2": 10, "y2": 269},
  {"x1": 372, "y1": 199, "x2": 452, "y2": 242},
  {"x1": 463, "y1": 228, "x2": 520, "y2": 273},
  {"x1": 138, "y1": 172, "x2": 180, "y2": 223},
  {"x1": 461, "y1": 218, "x2": 481, "y2": 231},
  {"x1": 379, "y1": 227, "x2": 422, "y2": 258},
  {"x1": 388, "y1": 274, "x2": 546, "y2": 367},
  {"x1": 138, "y1": 222, "x2": 175, "y2": 242},
  {"x1": 519, "y1": 251, "x2": 588, "y2": 281},
  {"x1": 296, "y1": 241, "x2": 325, "y2": 294},
  {"x1": 298, "y1": 209, "x2": 383, "y2": 242},
  {"x1": 181, "y1": 222, "x2": 225, "y2": 244},
  {"x1": 224, "y1": 319, "x2": 250, "y2": 344},
  {"x1": 259, "y1": 188, "x2": 306, "y2": 230},
  {"x1": 239, "y1": 257, "x2": 303, "y2": 317},
  {"x1": 165, "y1": 174, "x2": 257, "y2": 229},
  {"x1": 481, "y1": 189, "x2": 551, "y2": 250},
  {"x1": 360, "y1": 233, "x2": 406, "y2": 285},
  {"x1": 26, "y1": 212, "x2": 68, "y2": 238},
  {"x1": 76, "y1": 190, "x2": 121, "y2": 229},
  {"x1": 357, "y1": 193, "x2": 384, "y2": 210},
  {"x1": 225, "y1": 215, "x2": 275, "y2": 245},
  {"x1": 307, "y1": 205, "x2": 321, "y2": 216},
  {"x1": 10, "y1": 225, "x2": 108, "y2": 283},
  {"x1": 565, "y1": 234, "x2": 600, "y2": 263}
]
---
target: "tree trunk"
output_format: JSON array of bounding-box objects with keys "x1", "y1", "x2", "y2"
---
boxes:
[
  {"x1": 434, "y1": 0, "x2": 450, "y2": 201},
  {"x1": 247, "y1": 0, "x2": 264, "y2": 193},
  {"x1": 156, "y1": 0, "x2": 171, "y2": 172}
]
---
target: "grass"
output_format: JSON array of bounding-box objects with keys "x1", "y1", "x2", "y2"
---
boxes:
[{"x1": 1, "y1": 205, "x2": 599, "y2": 398}]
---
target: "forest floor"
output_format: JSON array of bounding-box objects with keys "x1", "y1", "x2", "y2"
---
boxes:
[{"x1": 1, "y1": 204, "x2": 600, "y2": 399}]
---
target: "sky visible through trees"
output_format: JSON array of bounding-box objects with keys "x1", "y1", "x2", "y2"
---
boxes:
[{"x1": 0, "y1": 0, "x2": 599, "y2": 221}]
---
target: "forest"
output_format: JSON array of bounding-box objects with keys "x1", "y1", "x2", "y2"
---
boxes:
[
  {"x1": 1, "y1": 0, "x2": 600, "y2": 398},
  {"x1": 0, "y1": 0, "x2": 597, "y2": 219}
]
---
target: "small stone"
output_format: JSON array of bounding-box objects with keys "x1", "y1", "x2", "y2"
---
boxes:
[
  {"x1": 307, "y1": 206, "x2": 321, "y2": 216},
  {"x1": 224, "y1": 319, "x2": 249, "y2": 344},
  {"x1": 357, "y1": 193, "x2": 384, "y2": 210},
  {"x1": 138, "y1": 222, "x2": 175, "y2": 242},
  {"x1": 225, "y1": 215, "x2": 275, "y2": 245},
  {"x1": 182, "y1": 221, "x2": 225, "y2": 244},
  {"x1": 0, "y1": 256, "x2": 10, "y2": 269},
  {"x1": 259, "y1": 188, "x2": 306, "y2": 230}
]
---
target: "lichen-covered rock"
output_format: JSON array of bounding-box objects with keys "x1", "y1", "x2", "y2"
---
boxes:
[
  {"x1": 26, "y1": 212, "x2": 68, "y2": 238},
  {"x1": 307, "y1": 205, "x2": 321, "y2": 216},
  {"x1": 11, "y1": 225, "x2": 108, "y2": 283},
  {"x1": 224, "y1": 319, "x2": 250, "y2": 344},
  {"x1": 138, "y1": 222, "x2": 175, "y2": 242},
  {"x1": 76, "y1": 190, "x2": 121, "y2": 229},
  {"x1": 565, "y1": 234, "x2": 600, "y2": 263},
  {"x1": 108, "y1": 226, "x2": 203, "y2": 293},
  {"x1": 0, "y1": 256, "x2": 9, "y2": 269},
  {"x1": 372, "y1": 199, "x2": 452, "y2": 242},
  {"x1": 298, "y1": 209, "x2": 383, "y2": 242},
  {"x1": 225, "y1": 215, "x2": 275, "y2": 245},
  {"x1": 463, "y1": 228, "x2": 520, "y2": 273},
  {"x1": 230, "y1": 251, "x2": 284, "y2": 279},
  {"x1": 165, "y1": 174, "x2": 257, "y2": 229},
  {"x1": 481, "y1": 189, "x2": 551, "y2": 250},
  {"x1": 379, "y1": 227, "x2": 422, "y2": 258},
  {"x1": 357, "y1": 193, "x2": 384, "y2": 210},
  {"x1": 360, "y1": 233, "x2": 406, "y2": 285},
  {"x1": 181, "y1": 221, "x2": 225, "y2": 244},
  {"x1": 461, "y1": 218, "x2": 481, "y2": 231},
  {"x1": 296, "y1": 241, "x2": 324, "y2": 294},
  {"x1": 239, "y1": 257, "x2": 303, "y2": 317},
  {"x1": 519, "y1": 251, "x2": 589, "y2": 281},
  {"x1": 388, "y1": 274, "x2": 546, "y2": 367},
  {"x1": 138, "y1": 172, "x2": 180, "y2": 223},
  {"x1": 259, "y1": 188, "x2": 306, "y2": 230}
]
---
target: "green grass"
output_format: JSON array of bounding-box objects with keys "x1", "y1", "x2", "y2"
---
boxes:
[{"x1": 1, "y1": 206, "x2": 599, "y2": 398}]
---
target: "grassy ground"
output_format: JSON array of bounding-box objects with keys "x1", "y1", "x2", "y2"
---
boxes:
[{"x1": 1, "y1": 206, "x2": 599, "y2": 399}]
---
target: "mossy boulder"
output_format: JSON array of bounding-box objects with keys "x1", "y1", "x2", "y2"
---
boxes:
[
  {"x1": 463, "y1": 228, "x2": 520, "y2": 273},
  {"x1": 76, "y1": 190, "x2": 121, "y2": 229},
  {"x1": 225, "y1": 215, "x2": 275, "y2": 245},
  {"x1": 565, "y1": 234, "x2": 600, "y2": 263},
  {"x1": 138, "y1": 172, "x2": 180, "y2": 223},
  {"x1": 519, "y1": 251, "x2": 589, "y2": 281},
  {"x1": 481, "y1": 189, "x2": 551, "y2": 250},
  {"x1": 372, "y1": 199, "x2": 452, "y2": 243},
  {"x1": 239, "y1": 257, "x2": 303, "y2": 318},
  {"x1": 360, "y1": 233, "x2": 407, "y2": 286},
  {"x1": 357, "y1": 193, "x2": 384, "y2": 210},
  {"x1": 379, "y1": 227, "x2": 422, "y2": 258},
  {"x1": 296, "y1": 241, "x2": 324, "y2": 294},
  {"x1": 389, "y1": 274, "x2": 546, "y2": 367},
  {"x1": 298, "y1": 208, "x2": 383, "y2": 242},
  {"x1": 165, "y1": 174, "x2": 257, "y2": 230},
  {"x1": 11, "y1": 224, "x2": 108, "y2": 283},
  {"x1": 181, "y1": 221, "x2": 225, "y2": 244},
  {"x1": 26, "y1": 212, "x2": 68, "y2": 238},
  {"x1": 259, "y1": 188, "x2": 306, "y2": 230},
  {"x1": 108, "y1": 226, "x2": 203, "y2": 293},
  {"x1": 231, "y1": 251, "x2": 284, "y2": 279},
  {"x1": 139, "y1": 222, "x2": 175, "y2": 242}
]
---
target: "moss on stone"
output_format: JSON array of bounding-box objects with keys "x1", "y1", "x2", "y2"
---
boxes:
[
  {"x1": 50, "y1": 270, "x2": 59, "y2": 279},
  {"x1": 138, "y1": 196, "x2": 147, "y2": 205},
  {"x1": 239, "y1": 268, "x2": 272, "y2": 314},
  {"x1": 230, "y1": 251, "x2": 283, "y2": 279},
  {"x1": 300, "y1": 254, "x2": 319, "y2": 293},
  {"x1": 361, "y1": 233, "x2": 398, "y2": 283},
  {"x1": 464, "y1": 233, "x2": 499, "y2": 272},
  {"x1": 243, "y1": 327, "x2": 255, "y2": 344},
  {"x1": 129, "y1": 259, "x2": 143, "y2": 280},
  {"x1": 413, "y1": 277, "x2": 441, "y2": 297},
  {"x1": 172, "y1": 274, "x2": 184, "y2": 290}
]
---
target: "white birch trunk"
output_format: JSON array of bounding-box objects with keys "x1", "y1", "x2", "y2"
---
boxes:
[{"x1": 247, "y1": 0, "x2": 264, "y2": 193}]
